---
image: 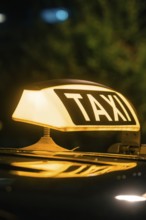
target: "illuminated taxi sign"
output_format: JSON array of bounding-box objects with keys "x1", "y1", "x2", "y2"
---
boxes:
[
  {"x1": 55, "y1": 89, "x2": 136, "y2": 126},
  {"x1": 12, "y1": 81, "x2": 140, "y2": 132}
]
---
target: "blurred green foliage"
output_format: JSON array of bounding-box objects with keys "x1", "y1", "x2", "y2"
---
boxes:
[{"x1": 0, "y1": 0, "x2": 146, "y2": 137}]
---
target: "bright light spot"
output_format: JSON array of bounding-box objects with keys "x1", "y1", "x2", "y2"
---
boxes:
[
  {"x1": 0, "y1": 13, "x2": 6, "y2": 23},
  {"x1": 40, "y1": 8, "x2": 69, "y2": 24},
  {"x1": 115, "y1": 194, "x2": 146, "y2": 202},
  {"x1": 56, "y1": 10, "x2": 68, "y2": 21}
]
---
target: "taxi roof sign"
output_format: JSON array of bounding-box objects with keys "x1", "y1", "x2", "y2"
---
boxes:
[{"x1": 12, "y1": 79, "x2": 140, "y2": 132}]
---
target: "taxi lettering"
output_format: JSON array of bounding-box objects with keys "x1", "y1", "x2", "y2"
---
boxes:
[
  {"x1": 54, "y1": 89, "x2": 135, "y2": 126},
  {"x1": 64, "y1": 93, "x2": 131, "y2": 122}
]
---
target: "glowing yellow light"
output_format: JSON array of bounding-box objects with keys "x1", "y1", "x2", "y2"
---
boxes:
[{"x1": 12, "y1": 83, "x2": 140, "y2": 132}]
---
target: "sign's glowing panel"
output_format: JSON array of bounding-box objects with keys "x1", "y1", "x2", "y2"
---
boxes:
[{"x1": 12, "y1": 81, "x2": 140, "y2": 132}]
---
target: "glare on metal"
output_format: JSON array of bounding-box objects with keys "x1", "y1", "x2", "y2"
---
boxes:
[{"x1": 115, "y1": 194, "x2": 146, "y2": 202}]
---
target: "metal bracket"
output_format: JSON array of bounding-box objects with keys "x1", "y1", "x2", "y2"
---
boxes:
[{"x1": 108, "y1": 131, "x2": 141, "y2": 155}]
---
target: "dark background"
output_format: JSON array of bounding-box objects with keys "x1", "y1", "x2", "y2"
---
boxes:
[{"x1": 0, "y1": 0, "x2": 146, "y2": 148}]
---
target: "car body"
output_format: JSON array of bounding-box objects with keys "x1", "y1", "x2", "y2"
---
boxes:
[{"x1": 0, "y1": 79, "x2": 146, "y2": 220}]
